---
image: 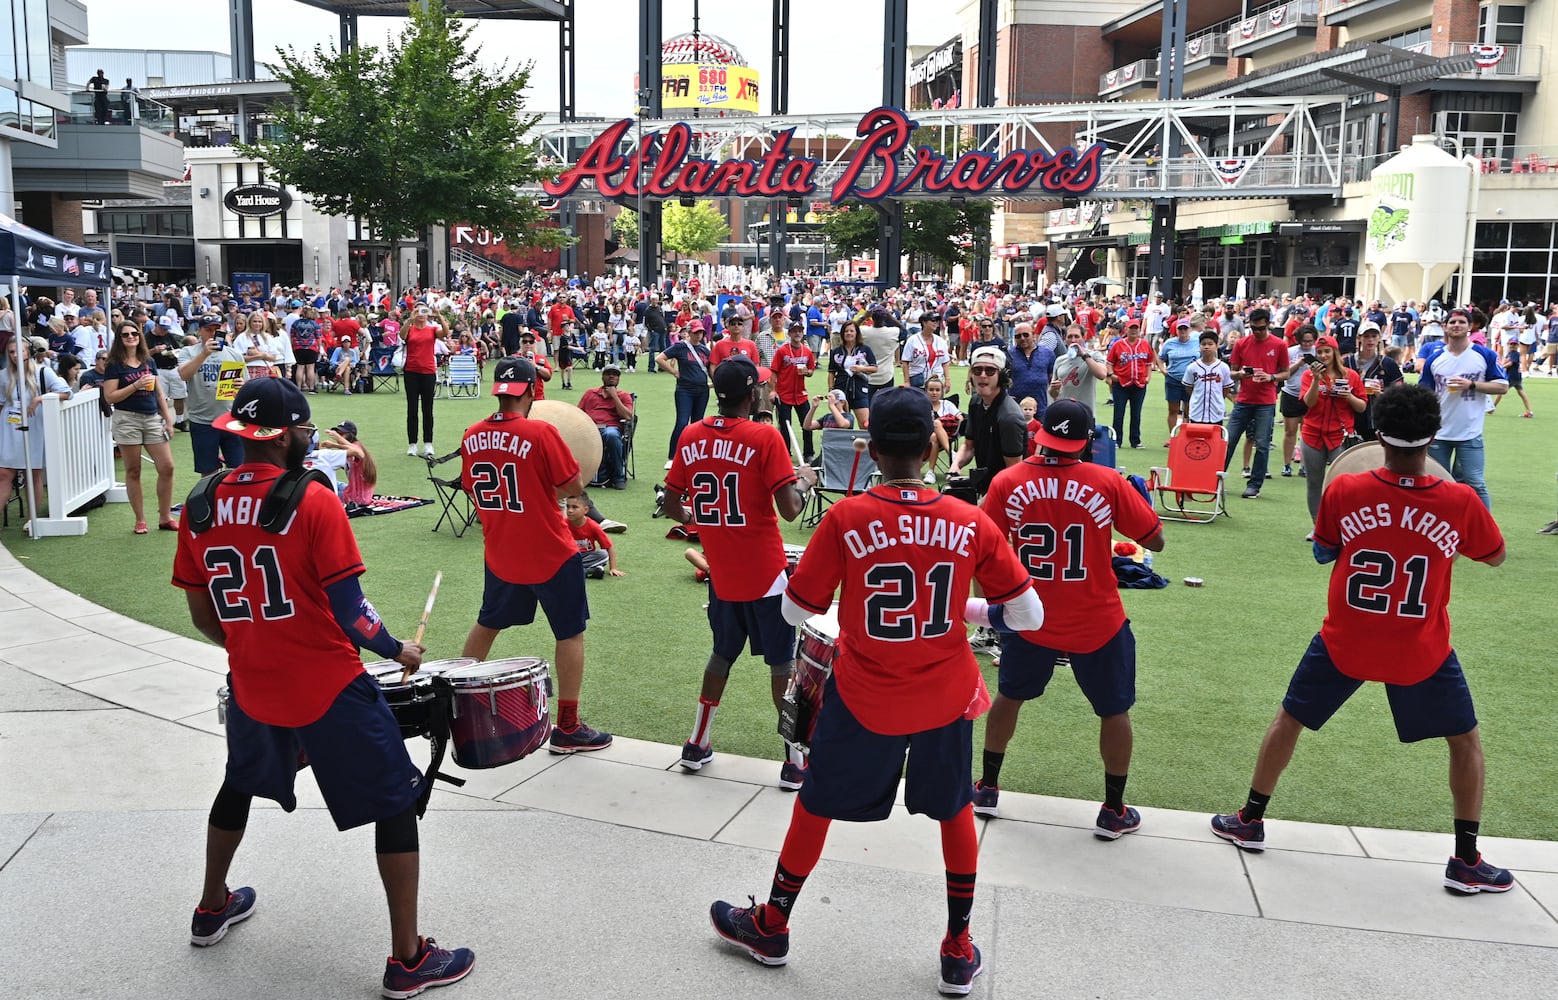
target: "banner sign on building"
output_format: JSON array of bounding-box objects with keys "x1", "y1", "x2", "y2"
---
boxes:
[
  {"x1": 661, "y1": 63, "x2": 761, "y2": 114},
  {"x1": 544, "y1": 107, "x2": 1105, "y2": 204},
  {"x1": 224, "y1": 184, "x2": 291, "y2": 218}
]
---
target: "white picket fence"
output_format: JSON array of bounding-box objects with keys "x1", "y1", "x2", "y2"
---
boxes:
[{"x1": 28, "y1": 388, "x2": 127, "y2": 537}]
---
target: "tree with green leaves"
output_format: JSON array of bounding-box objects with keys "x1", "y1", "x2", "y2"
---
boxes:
[
  {"x1": 239, "y1": 0, "x2": 566, "y2": 294},
  {"x1": 660, "y1": 201, "x2": 730, "y2": 264},
  {"x1": 820, "y1": 200, "x2": 993, "y2": 275},
  {"x1": 612, "y1": 208, "x2": 639, "y2": 250}
]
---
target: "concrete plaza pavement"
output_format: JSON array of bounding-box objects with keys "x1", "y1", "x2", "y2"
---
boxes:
[{"x1": 3, "y1": 539, "x2": 1558, "y2": 999}]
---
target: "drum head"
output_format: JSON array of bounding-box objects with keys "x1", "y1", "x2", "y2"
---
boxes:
[
  {"x1": 366, "y1": 661, "x2": 433, "y2": 690},
  {"x1": 441, "y1": 657, "x2": 549, "y2": 688},
  {"x1": 803, "y1": 602, "x2": 841, "y2": 641},
  {"x1": 1323, "y1": 442, "x2": 1452, "y2": 490}
]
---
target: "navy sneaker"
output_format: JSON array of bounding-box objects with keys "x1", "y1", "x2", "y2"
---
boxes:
[
  {"x1": 778, "y1": 760, "x2": 806, "y2": 791},
  {"x1": 680, "y1": 741, "x2": 714, "y2": 771},
  {"x1": 381, "y1": 937, "x2": 475, "y2": 999},
  {"x1": 710, "y1": 897, "x2": 789, "y2": 966},
  {"x1": 548, "y1": 722, "x2": 613, "y2": 754},
  {"x1": 1444, "y1": 855, "x2": 1515, "y2": 895},
  {"x1": 1094, "y1": 804, "x2": 1142, "y2": 840},
  {"x1": 190, "y1": 886, "x2": 256, "y2": 946},
  {"x1": 937, "y1": 935, "x2": 983, "y2": 996},
  {"x1": 1210, "y1": 811, "x2": 1266, "y2": 851},
  {"x1": 971, "y1": 780, "x2": 999, "y2": 819}
]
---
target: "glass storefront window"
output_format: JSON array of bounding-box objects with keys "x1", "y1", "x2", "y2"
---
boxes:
[
  {"x1": 24, "y1": 0, "x2": 47, "y2": 87},
  {"x1": 0, "y1": 3, "x2": 14, "y2": 80},
  {"x1": 1510, "y1": 223, "x2": 1553, "y2": 250}
]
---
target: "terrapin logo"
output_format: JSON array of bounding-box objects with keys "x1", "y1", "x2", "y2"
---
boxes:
[{"x1": 1368, "y1": 203, "x2": 1410, "y2": 252}]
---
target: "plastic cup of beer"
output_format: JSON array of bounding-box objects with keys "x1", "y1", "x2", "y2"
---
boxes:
[{"x1": 1365, "y1": 378, "x2": 1382, "y2": 395}]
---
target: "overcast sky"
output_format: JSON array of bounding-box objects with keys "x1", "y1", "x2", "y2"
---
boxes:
[{"x1": 81, "y1": 0, "x2": 963, "y2": 118}]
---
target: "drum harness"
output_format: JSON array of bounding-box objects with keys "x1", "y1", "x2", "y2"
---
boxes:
[{"x1": 185, "y1": 468, "x2": 465, "y2": 818}]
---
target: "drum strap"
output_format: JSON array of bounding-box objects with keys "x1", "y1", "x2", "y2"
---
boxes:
[
  {"x1": 417, "y1": 682, "x2": 465, "y2": 818},
  {"x1": 184, "y1": 468, "x2": 335, "y2": 535}
]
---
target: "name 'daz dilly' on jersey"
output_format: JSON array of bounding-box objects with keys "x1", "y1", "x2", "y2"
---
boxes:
[
  {"x1": 1314, "y1": 469, "x2": 1504, "y2": 685},
  {"x1": 786, "y1": 485, "x2": 1033, "y2": 736},
  {"x1": 666, "y1": 416, "x2": 797, "y2": 603},
  {"x1": 983, "y1": 457, "x2": 1162, "y2": 654}
]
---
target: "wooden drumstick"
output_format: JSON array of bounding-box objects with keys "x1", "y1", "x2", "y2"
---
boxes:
[{"x1": 400, "y1": 571, "x2": 443, "y2": 682}]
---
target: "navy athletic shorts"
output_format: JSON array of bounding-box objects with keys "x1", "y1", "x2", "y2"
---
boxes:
[
  {"x1": 478, "y1": 554, "x2": 590, "y2": 639},
  {"x1": 1281, "y1": 634, "x2": 1477, "y2": 743},
  {"x1": 223, "y1": 672, "x2": 422, "y2": 831},
  {"x1": 997, "y1": 622, "x2": 1137, "y2": 717},
  {"x1": 799, "y1": 676, "x2": 973, "y2": 822},
  {"x1": 708, "y1": 589, "x2": 796, "y2": 669}
]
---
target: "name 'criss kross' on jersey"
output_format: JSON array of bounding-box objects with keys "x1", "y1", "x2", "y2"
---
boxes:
[{"x1": 1334, "y1": 500, "x2": 1464, "y2": 559}]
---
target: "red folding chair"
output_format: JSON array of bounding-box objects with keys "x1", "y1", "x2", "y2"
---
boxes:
[{"x1": 1146, "y1": 422, "x2": 1230, "y2": 523}]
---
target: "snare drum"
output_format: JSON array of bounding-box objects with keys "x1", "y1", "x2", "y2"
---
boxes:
[
  {"x1": 437, "y1": 658, "x2": 553, "y2": 769},
  {"x1": 365, "y1": 661, "x2": 443, "y2": 740},
  {"x1": 779, "y1": 603, "x2": 839, "y2": 753}
]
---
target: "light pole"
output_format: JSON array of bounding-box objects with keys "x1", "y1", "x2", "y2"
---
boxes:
[{"x1": 635, "y1": 87, "x2": 652, "y2": 291}]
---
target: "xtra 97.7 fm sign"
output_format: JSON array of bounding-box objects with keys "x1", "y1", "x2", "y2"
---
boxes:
[{"x1": 543, "y1": 107, "x2": 1105, "y2": 205}]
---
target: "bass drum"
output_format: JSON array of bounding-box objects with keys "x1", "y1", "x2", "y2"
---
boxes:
[{"x1": 1323, "y1": 441, "x2": 1452, "y2": 491}]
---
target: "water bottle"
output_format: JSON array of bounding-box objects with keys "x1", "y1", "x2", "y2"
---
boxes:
[{"x1": 1143, "y1": 551, "x2": 1155, "y2": 572}]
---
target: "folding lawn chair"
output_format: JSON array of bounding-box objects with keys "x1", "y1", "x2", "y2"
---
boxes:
[
  {"x1": 447, "y1": 354, "x2": 480, "y2": 397},
  {"x1": 803, "y1": 427, "x2": 880, "y2": 528},
  {"x1": 623, "y1": 394, "x2": 638, "y2": 480},
  {"x1": 424, "y1": 448, "x2": 478, "y2": 537},
  {"x1": 368, "y1": 345, "x2": 401, "y2": 392},
  {"x1": 1145, "y1": 421, "x2": 1229, "y2": 523}
]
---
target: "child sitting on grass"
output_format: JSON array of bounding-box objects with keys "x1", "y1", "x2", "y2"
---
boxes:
[{"x1": 566, "y1": 495, "x2": 624, "y2": 578}]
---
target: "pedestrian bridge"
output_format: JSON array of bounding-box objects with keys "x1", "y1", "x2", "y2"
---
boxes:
[{"x1": 532, "y1": 96, "x2": 1352, "y2": 204}]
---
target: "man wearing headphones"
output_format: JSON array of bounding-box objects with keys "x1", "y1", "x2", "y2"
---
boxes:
[
  {"x1": 973, "y1": 398, "x2": 1165, "y2": 836},
  {"x1": 948, "y1": 345, "x2": 1026, "y2": 497}
]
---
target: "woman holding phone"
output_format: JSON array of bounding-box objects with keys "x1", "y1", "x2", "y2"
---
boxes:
[{"x1": 103, "y1": 322, "x2": 177, "y2": 534}]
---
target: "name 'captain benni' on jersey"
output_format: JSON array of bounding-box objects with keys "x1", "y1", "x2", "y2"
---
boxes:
[
  {"x1": 983, "y1": 457, "x2": 1162, "y2": 654},
  {"x1": 1314, "y1": 470, "x2": 1504, "y2": 686}
]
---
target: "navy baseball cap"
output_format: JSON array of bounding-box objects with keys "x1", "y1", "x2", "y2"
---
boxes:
[
  {"x1": 492, "y1": 356, "x2": 536, "y2": 397},
  {"x1": 1033, "y1": 398, "x2": 1093, "y2": 453},
  {"x1": 713, "y1": 356, "x2": 761, "y2": 402},
  {"x1": 868, "y1": 386, "x2": 935, "y2": 447},
  {"x1": 215, "y1": 378, "x2": 312, "y2": 441}
]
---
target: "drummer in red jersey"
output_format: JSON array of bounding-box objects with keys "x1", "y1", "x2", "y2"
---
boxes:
[
  {"x1": 709, "y1": 386, "x2": 1044, "y2": 995},
  {"x1": 458, "y1": 356, "x2": 611, "y2": 754},
  {"x1": 172, "y1": 378, "x2": 474, "y2": 997},
  {"x1": 666, "y1": 357, "x2": 818, "y2": 786},
  {"x1": 973, "y1": 398, "x2": 1165, "y2": 837},
  {"x1": 1210, "y1": 383, "x2": 1511, "y2": 895}
]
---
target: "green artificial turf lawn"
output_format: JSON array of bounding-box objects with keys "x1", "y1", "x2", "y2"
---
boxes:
[{"x1": 6, "y1": 364, "x2": 1556, "y2": 840}]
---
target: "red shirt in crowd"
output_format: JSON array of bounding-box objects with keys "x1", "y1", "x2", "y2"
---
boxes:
[
  {"x1": 569, "y1": 518, "x2": 612, "y2": 554},
  {"x1": 1230, "y1": 333, "x2": 1288, "y2": 405},
  {"x1": 709, "y1": 336, "x2": 761, "y2": 370},
  {"x1": 402, "y1": 320, "x2": 440, "y2": 374},
  {"x1": 769, "y1": 341, "x2": 816, "y2": 405},
  {"x1": 1107, "y1": 335, "x2": 1155, "y2": 388},
  {"x1": 578, "y1": 384, "x2": 633, "y2": 429},
  {"x1": 1299, "y1": 368, "x2": 1365, "y2": 450}
]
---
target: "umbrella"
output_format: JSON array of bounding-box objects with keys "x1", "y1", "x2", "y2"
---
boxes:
[
  {"x1": 1086, "y1": 276, "x2": 1124, "y2": 287},
  {"x1": 1192, "y1": 277, "x2": 1204, "y2": 309},
  {"x1": 1236, "y1": 276, "x2": 1248, "y2": 301}
]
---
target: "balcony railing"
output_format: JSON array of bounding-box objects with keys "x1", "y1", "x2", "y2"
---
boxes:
[
  {"x1": 1099, "y1": 33, "x2": 1231, "y2": 97},
  {"x1": 1408, "y1": 41, "x2": 1543, "y2": 81},
  {"x1": 61, "y1": 89, "x2": 175, "y2": 135},
  {"x1": 1099, "y1": 59, "x2": 1158, "y2": 97},
  {"x1": 1229, "y1": 0, "x2": 1321, "y2": 51},
  {"x1": 1339, "y1": 144, "x2": 1558, "y2": 183}
]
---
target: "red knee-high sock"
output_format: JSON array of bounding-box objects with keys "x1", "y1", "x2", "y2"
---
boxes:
[
  {"x1": 940, "y1": 804, "x2": 979, "y2": 943},
  {"x1": 765, "y1": 797, "x2": 831, "y2": 927}
]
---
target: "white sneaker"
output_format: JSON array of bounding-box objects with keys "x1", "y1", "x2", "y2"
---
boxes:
[
  {"x1": 424, "y1": 444, "x2": 436, "y2": 458},
  {"x1": 407, "y1": 445, "x2": 418, "y2": 457},
  {"x1": 600, "y1": 518, "x2": 627, "y2": 534},
  {"x1": 664, "y1": 459, "x2": 674, "y2": 471},
  {"x1": 922, "y1": 472, "x2": 937, "y2": 485}
]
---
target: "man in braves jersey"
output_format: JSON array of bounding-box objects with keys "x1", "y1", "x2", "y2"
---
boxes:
[
  {"x1": 769, "y1": 329, "x2": 817, "y2": 462},
  {"x1": 710, "y1": 386, "x2": 1044, "y2": 995},
  {"x1": 172, "y1": 378, "x2": 474, "y2": 997},
  {"x1": 666, "y1": 356, "x2": 818, "y2": 786},
  {"x1": 1418, "y1": 308, "x2": 1508, "y2": 509},
  {"x1": 972, "y1": 399, "x2": 1164, "y2": 837},
  {"x1": 1106, "y1": 319, "x2": 1154, "y2": 449},
  {"x1": 459, "y1": 356, "x2": 611, "y2": 753},
  {"x1": 1210, "y1": 383, "x2": 1511, "y2": 894}
]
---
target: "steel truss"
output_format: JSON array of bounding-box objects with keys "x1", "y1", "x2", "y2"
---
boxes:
[{"x1": 533, "y1": 96, "x2": 1350, "y2": 204}]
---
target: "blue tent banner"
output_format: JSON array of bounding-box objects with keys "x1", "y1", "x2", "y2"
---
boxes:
[{"x1": 0, "y1": 213, "x2": 112, "y2": 287}]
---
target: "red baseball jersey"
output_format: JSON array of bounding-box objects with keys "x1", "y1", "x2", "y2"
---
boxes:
[
  {"x1": 1107, "y1": 337, "x2": 1155, "y2": 388},
  {"x1": 171, "y1": 464, "x2": 367, "y2": 728},
  {"x1": 461, "y1": 412, "x2": 579, "y2": 584},
  {"x1": 666, "y1": 416, "x2": 797, "y2": 602},
  {"x1": 786, "y1": 485, "x2": 1034, "y2": 735},
  {"x1": 1314, "y1": 470, "x2": 1503, "y2": 684},
  {"x1": 709, "y1": 336, "x2": 761, "y2": 370},
  {"x1": 569, "y1": 518, "x2": 611, "y2": 553},
  {"x1": 983, "y1": 457, "x2": 1162, "y2": 654},
  {"x1": 770, "y1": 341, "x2": 816, "y2": 405}
]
